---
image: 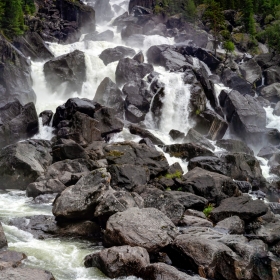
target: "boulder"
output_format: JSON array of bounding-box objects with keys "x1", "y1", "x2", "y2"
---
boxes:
[
  {"x1": 44, "y1": 50, "x2": 86, "y2": 93},
  {"x1": 128, "y1": 0, "x2": 156, "y2": 12},
  {"x1": 93, "y1": 77, "x2": 124, "y2": 115},
  {"x1": 179, "y1": 215, "x2": 213, "y2": 228},
  {"x1": 12, "y1": 32, "x2": 54, "y2": 61},
  {"x1": 104, "y1": 142, "x2": 169, "y2": 177},
  {"x1": 182, "y1": 167, "x2": 240, "y2": 205},
  {"x1": 133, "y1": 51, "x2": 144, "y2": 63},
  {"x1": 162, "y1": 143, "x2": 214, "y2": 160},
  {"x1": 258, "y1": 145, "x2": 280, "y2": 160},
  {"x1": 0, "y1": 267, "x2": 55, "y2": 280},
  {"x1": 128, "y1": 124, "x2": 164, "y2": 145},
  {"x1": 273, "y1": 101, "x2": 280, "y2": 116},
  {"x1": 142, "y1": 263, "x2": 205, "y2": 280},
  {"x1": 219, "y1": 90, "x2": 266, "y2": 143},
  {"x1": 255, "y1": 220, "x2": 280, "y2": 244},
  {"x1": 146, "y1": 45, "x2": 191, "y2": 71},
  {"x1": 184, "y1": 128, "x2": 215, "y2": 150},
  {"x1": 108, "y1": 164, "x2": 149, "y2": 190},
  {"x1": 135, "y1": 187, "x2": 185, "y2": 225},
  {"x1": 216, "y1": 139, "x2": 253, "y2": 155},
  {"x1": 221, "y1": 68, "x2": 254, "y2": 96},
  {"x1": 215, "y1": 216, "x2": 245, "y2": 234},
  {"x1": 104, "y1": 207, "x2": 178, "y2": 253},
  {"x1": 239, "y1": 59, "x2": 262, "y2": 85},
  {"x1": 194, "y1": 109, "x2": 228, "y2": 141},
  {"x1": 121, "y1": 23, "x2": 143, "y2": 40},
  {"x1": 39, "y1": 110, "x2": 53, "y2": 126},
  {"x1": 84, "y1": 30, "x2": 114, "y2": 42},
  {"x1": 169, "y1": 233, "x2": 241, "y2": 280},
  {"x1": 26, "y1": 179, "x2": 66, "y2": 198},
  {"x1": 0, "y1": 100, "x2": 39, "y2": 148},
  {"x1": 193, "y1": 48, "x2": 221, "y2": 70},
  {"x1": 0, "y1": 140, "x2": 52, "y2": 190},
  {"x1": 99, "y1": 46, "x2": 136, "y2": 66},
  {"x1": 169, "y1": 191, "x2": 208, "y2": 211},
  {"x1": 115, "y1": 57, "x2": 154, "y2": 85},
  {"x1": 264, "y1": 65, "x2": 280, "y2": 85},
  {"x1": 0, "y1": 222, "x2": 7, "y2": 250},
  {"x1": 260, "y1": 83, "x2": 280, "y2": 102},
  {"x1": 0, "y1": 35, "x2": 36, "y2": 106},
  {"x1": 125, "y1": 104, "x2": 146, "y2": 123},
  {"x1": 255, "y1": 52, "x2": 279, "y2": 69},
  {"x1": 84, "y1": 245, "x2": 149, "y2": 278},
  {"x1": 52, "y1": 168, "x2": 111, "y2": 220},
  {"x1": 210, "y1": 196, "x2": 268, "y2": 223},
  {"x1": 0, "y1": 250, "x2": 26, "y2": 270}
]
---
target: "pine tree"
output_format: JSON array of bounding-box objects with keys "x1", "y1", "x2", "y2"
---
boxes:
[
  {"x1": 242, "y1": 0, "x2": 255, "y2": 36},
  {"x1": 182, "y1": 0, "x2": 197, "y2": 21}
]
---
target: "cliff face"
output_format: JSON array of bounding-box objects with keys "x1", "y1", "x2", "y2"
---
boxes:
[{"x1": 128, "y1": 0, "x2": 156, "y2": 13}]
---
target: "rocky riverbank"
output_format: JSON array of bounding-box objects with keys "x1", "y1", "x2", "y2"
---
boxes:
[{"x1": 1, "y1": 0, "x2": 280, "y2": 279}]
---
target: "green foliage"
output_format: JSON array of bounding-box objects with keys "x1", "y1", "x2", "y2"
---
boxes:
[
  {"x1": 203, "y1": 203, "x2": 214, "y2": 218},
  {"x1": 224, "y1": 40, "x2": 235, "y2": 52},
  {"x1": 164, "y1": 170, "x2": 183, "y2": 179}
]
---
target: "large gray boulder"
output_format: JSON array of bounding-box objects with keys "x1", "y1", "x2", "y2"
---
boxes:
[
  {"x1": 0, "y1": 100, "x2": 39, "y2": 148},
  {"x1": 44, "y1": 50, "x2": 86, "y2": 94},
  {"x1": 99, "y1": 46, "x2": 136, "y2": 66},
  {"x1": 182, "y1": 167, "x2": 240, "y2": 205},
  {"x1": 0, "y1": 267, "x2": 55, "y2": 280},
  {"x1": 0, "y1": 35, "x2": 36, "y2": 106},
  {"x1": 210, "y1": 196, "x2": 268, "y2": 223},
  {"x1": 260, "y1": 82, "x2": 280, "y2": 102},
  {"x1": 0, "y1": 140, "x2": 52, "y2": 190},
  {"x1": 52, "y1": 168, "x2": 111, "y2": 220},
  {"x1": 115, "y1": 57, "x2": 154, "y2": 85},
  {"x1": 104, "y1": 207, "x2": 178, "y2": 253},
  {"x1": 219, "y1": 90, "x2": 266, "y2": 144},
  {"x1": 239, "y1": 58, "x2": 262, "y2": 85},
  {"x1": 264, "y1": 65, "x2": 280, "y2": 85},
  {"x1": 84, "y1": 245, "x2": 149, "y2": 278}
]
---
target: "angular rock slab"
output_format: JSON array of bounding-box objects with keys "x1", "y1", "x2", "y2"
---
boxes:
[
  {"x1": 104, "y1": 207, "x2": 178, "y2": 253},
  {"x1": 0, "y1": 267, "x2": 55, "y2": 280},
  {"x1": 84, "y1": 245, "x2": 149, "y2": 278}
]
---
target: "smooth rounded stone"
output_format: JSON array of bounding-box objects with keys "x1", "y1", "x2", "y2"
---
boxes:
[
  {"x1": 169, "y1": 233, "x2": 240, "y2": 280},
  {"x1": 216, "y1": 139, "x2": 253, "y2": 155},
  {"x1": 94, "y1": 77, "x2": 124, "y2": 114},
  {"x1": 99, "y1": 46, "x2": 136, "y2": 66},
  {"x1": 215, "y1": 216, "x2": 245, "y2": 234},
  {"x1": 182, "y1": 167, "x2": 240, "y2": 205},
  {"x1": 178, "y1": 215, "x2": 213, "y2": 228},
  {"x1": 162, "y1": 143, "x2": 214, "y2": 161},
  {"x1": 0, "y1": 267, "x2": 55, "y2": 280},
  {"x1": 0, "y1": 100, "x2": 39, "y2": 148},
  {"x1": 84, "y1": 245, "x2": 149, "y2": 278},
  {"x1": 128, "y1": 124, "x2": 164, "y2": 145},
  {"x1": 211, "y1": 196, "x2": 269, "y2": 223},
  {"x1": 273, "y1": 101, "x2": 280, "y2": 117},
  {"x1": 44, "y1": 50, "x2": 86, "y2": 93},
  {"x1": 142, "y1": 263, "x2": 204, "y2": 280},
  {"x1": 239, "y1": 58, "x2": 262, "y2": 84},
  {"x1": 135, "y1": 187, "x2": 185, "y2": 225},
  {"x1": 0, "y1": 140, "x2": 52, "y2": 190},
  {"x1": 52, "y1": 168, "x2": 111, "y2": 220},
  {"x1": 94, "y1": 191, "x2": 144, "y2": 225},
  {"x1": 104, "y1": 207, "x2": 179, "y2": 253},
  {"x1": 115, "y1": 57, "x2": 154, "y2": 85},
  {"x1": 169, "y1": 129, "x2": 185, "y2": 140},
  {"x1": 184, "y1": 128, "x2": 215, "y2": 150},
  {"x1": 26, "y1": 179, "x2": 66, "y2": 198},
  {"x1": 169, "y1": 191, "x2": 208, "y2": 211},
  {"x1": 0, "y1": 222, "x2": 7, "y2": 250},
  {"x1": 0, "y1": 251, "x2": 26, "y2": 269}
]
